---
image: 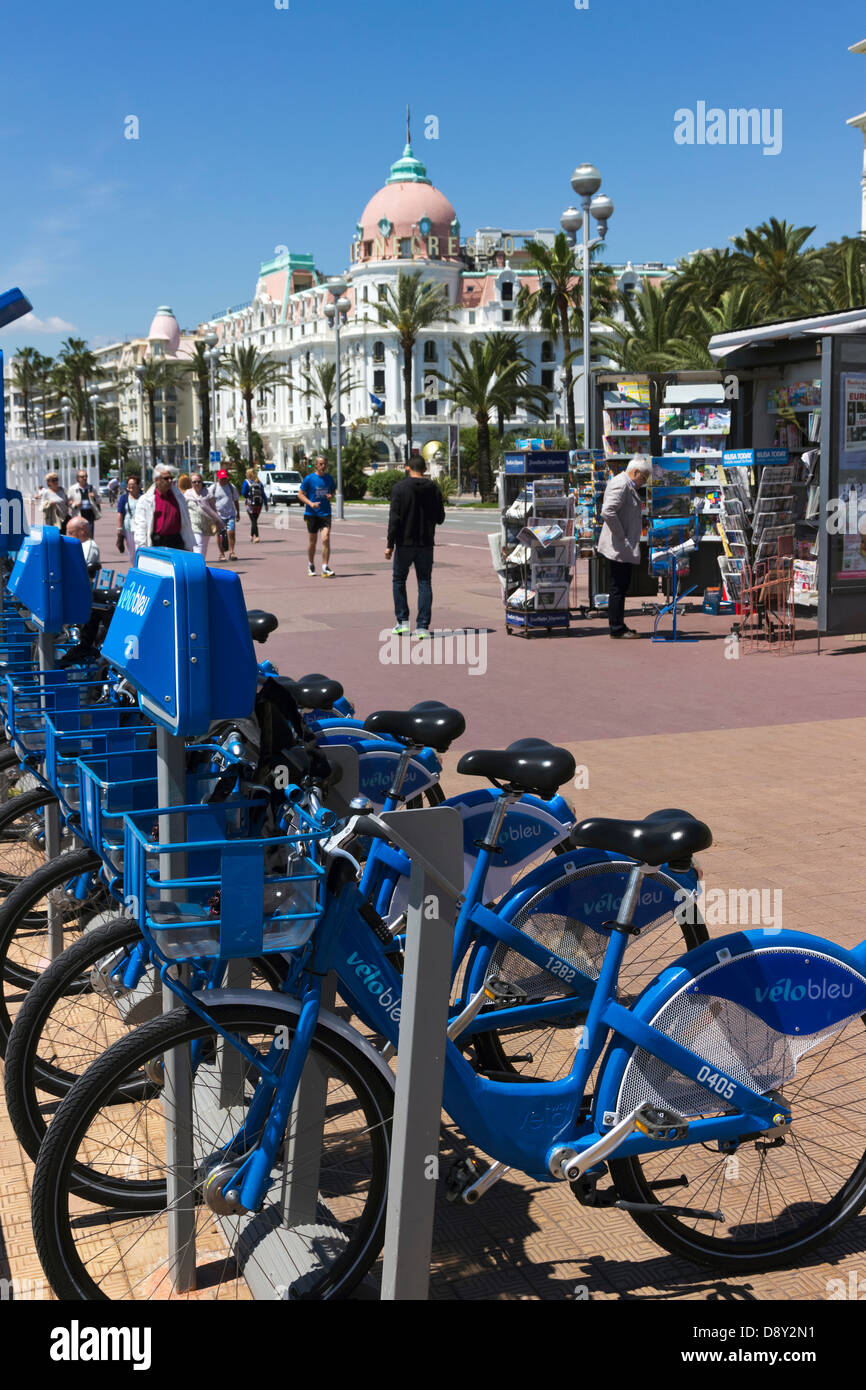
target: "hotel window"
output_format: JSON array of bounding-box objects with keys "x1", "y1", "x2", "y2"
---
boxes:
[
  {"x1": 423, "y1": 341, "x2": 437, "y2": 363},
  {"x1": 424, "y1": 399, "x2": 438, "y2": 417},
  {"x1": 373, "y1": 340, "x2": 385, "y2": 363},
  {"x1": 503, "y1": 309, "x2": 513, "y2": 323},
  {"x1": 378, "y1": 284, "x2": 388, "y2": 302},
  {"x1": 501, "y1": 281, "x2": 514, "y2": 302},
  {"x1": 468, "y1": 310, "x2": 476, "y2": 325},
  {"x1": 400, "y1": 238, "x2": 412, "y2": 258},
  {"x1": 363, "y1": 241, "x2": 373, "y2": 258},
  {"x1": 362, "y1": 285, "x2": 369, "y2": 302},
  {"x1": 541, "y1": 341, "x2": 554, "y2": 362},
  {"x1": 373, "y1": 369, "x2": 386, "y2": 394},
  {"x1": 542, "y1": 370, "x2": 555, "y2": 391}
]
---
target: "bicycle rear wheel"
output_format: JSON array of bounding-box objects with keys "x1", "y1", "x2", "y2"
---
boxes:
[
  {"x1": 32, "y1": 1001, "x2": 393, "y2": 1300},
  {"x1": 610, "y1": 1012, "x2": 866, "y2": 1271}
]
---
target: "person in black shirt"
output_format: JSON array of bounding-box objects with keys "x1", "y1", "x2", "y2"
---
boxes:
[{"x1": 385, "y1": 455, "x2": 446, "y2": 638}]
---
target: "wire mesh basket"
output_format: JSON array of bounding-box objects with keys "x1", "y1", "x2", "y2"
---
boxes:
[
  {"x1": 47, "y1": 715, "x2": 153, "y2": 815},
  {"x1": 4, "y1": 671, "x2": 117, "y2": 757},
  {"x1": 124, "y1": 800, "x2": 328, "y2": 963}
]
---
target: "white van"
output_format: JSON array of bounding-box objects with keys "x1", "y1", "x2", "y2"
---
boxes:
[{"x1": 259, "y1": 469, "x2": 303, "y2": 505}]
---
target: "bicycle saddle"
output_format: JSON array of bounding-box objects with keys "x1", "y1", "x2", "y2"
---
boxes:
[
  {"x1": 364, "y1": 700, "x2": 466, "y2": 752},
  {"x1": 274, "y1": 673, "x2": 344, "y2": 711},
  {"x1": 247, "y1": 610, "x2": 279, "y2": 644},
  {"x1": 573, "y1": 808, "x2": 712, "y2": 868},
  {"x1": 456, "y1": 738, "x2": 575, "y2": 800}
]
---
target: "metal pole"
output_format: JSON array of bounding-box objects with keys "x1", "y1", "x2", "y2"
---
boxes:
[
  {"x1": 582, "y1": 199, "x2": 592, "y2": 450},
  {"x1": 157, "y1": 727, "x2": 197, "y2": 1294},
  {"x1": 37, "y1": 633, "x2": 63, "y2": 956},
  {"x1": 334, "y1": 312, "x2": 344, "y2": 520},
  {"x1": 210, "y1": 357, "x2": 219, "y2": 471},
  {"x1": 380, "y1": 805, "x2": 462, "y2": 1301}
]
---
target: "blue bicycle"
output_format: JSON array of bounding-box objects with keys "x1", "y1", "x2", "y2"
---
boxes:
[{"x1": 30, "y1": 736, "x2": 866, "y2": 1299}]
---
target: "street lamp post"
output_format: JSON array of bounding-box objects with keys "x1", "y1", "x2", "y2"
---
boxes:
[
  {"x1": 204, "y1": 332, "x2": 220, "y2": 475},
  {"x1": 60, "y1": 395, "x2": 72, "y2": 441},
  {"x1": 325, "y1": 278, "x2": 350, "y2": 520},
  {"x1": 563, "y1": 165, "x2": 614, "y2": 451},
  {"x1": 134, "y1": 364, "x2": 147, "y2": 485}
]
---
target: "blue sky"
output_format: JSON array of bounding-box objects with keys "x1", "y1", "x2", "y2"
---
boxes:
[{"x1": 1, "y1": 0, "x2": 865, "y2": 353}]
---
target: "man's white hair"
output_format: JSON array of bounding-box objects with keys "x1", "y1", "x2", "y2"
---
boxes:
[
  {"x1": 627, "y1": 455, "x2": 652, "y2": 477},
  {"x1": 153, "y1": 464, "x2": 174, "y2": 480}
]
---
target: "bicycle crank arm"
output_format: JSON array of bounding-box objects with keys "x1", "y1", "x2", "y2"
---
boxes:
[{"x1": 550, "y1": 1103, "x2": 689, "y2": 1183}]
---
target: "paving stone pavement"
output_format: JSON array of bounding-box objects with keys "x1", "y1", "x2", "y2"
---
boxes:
[{"x1": 0, "y1": 508, "x2": 864, "y2": 1300}]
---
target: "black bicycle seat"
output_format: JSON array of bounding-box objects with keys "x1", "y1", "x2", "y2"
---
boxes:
[
  {"x1": 456, "y1": 738, "x2": 575, "y2": 799},
  {"x1": 364, "y1": 700, "x2": 465, "y2": 753},
  {"x1": 573, "y1": 808, "x2": 712, "y2": 867},
  {"x1": 247, "y1": 610, "x2": 279, "y2": 644},
  {"x1": 275, "y1": 673, "x2": 344, "y2": 711}
]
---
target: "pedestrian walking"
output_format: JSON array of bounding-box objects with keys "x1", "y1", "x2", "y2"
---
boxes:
[
  {"x1": 67, "y1": 470, "x2": 101, "y2": 536},
  {"x1": 597, "y1": 454, "x2": 652, "y2": 639},
  {"x1": 178, "y1": 473, "x2": 221, "y2": 560},
  {"x1": 107, "y1": 477, "x2": 120, "y2": 505},
  {"x1": 242, "y1": 467, "x2": 268, "y2": 543},
  {"x1": 298, "y1": 455, "x2": 336, "y2": 577},
  {"x1": 385, "y1": 453, "x2": 445, "y2": 637},
  {"x1": 115, "y1": 474, "x2": 141, "y2": 564},
  {"x1": 133, "y1": 464, "x2": 195, "y2": 552},
  {"x1": 208, "y1": 469, "x2": 241, "y2": 561},
  {"x1": 40, "y1": 473, "x2": 69, "y2": 531}
]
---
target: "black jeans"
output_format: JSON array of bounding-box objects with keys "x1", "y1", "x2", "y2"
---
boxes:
[
  {"x1": 393, "y1": 544, "x2": 434, "y2": 629},
  {"x1": 607, "y1": 559, "x2": 635, "y2": 633},
  {"x1": 248, "y1": 507, "x2": 261, "y2": 538},
  {"x1": 153, "y1": 533, "x2": 185, "y2": 550}
]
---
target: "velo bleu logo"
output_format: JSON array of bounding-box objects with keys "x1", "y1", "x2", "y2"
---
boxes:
[
  {"x1": 346, "y1": 952, "x2": 401, "y2": 1023},
  {"x1": 755, "y1": 976, "x2": 854, "y2": 1004},
  {"x1": 117, "y1": 582, "x2": 151, "y2": 619}
]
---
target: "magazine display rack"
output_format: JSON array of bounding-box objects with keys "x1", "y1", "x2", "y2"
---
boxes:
[{"x1": 500, "y1": 449, "x2": 576, "y2": 637}]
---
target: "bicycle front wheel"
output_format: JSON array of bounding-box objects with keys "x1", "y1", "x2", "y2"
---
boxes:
[{"x1": 32, "y1": 1001, "x2": 393, "y2": 1300}]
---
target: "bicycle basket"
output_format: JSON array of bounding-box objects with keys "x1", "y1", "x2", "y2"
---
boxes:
[{"x1": 124, "y1": 800, "x2": 327, "y2": 963}]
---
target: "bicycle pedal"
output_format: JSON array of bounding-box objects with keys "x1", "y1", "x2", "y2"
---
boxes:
[
  {"x1": 483, "y1": 976, "x2": 528, "y2": 1008},
  {"x1": 445, "y1": 1157, "x2": 481, "y2": 1202},
  {"x1": 634, "y1": 1103, "x2": 689, "y2": 1142}
]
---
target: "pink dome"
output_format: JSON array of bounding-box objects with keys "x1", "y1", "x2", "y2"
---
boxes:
[
  {"x1": 356, "y1": 144, "x2": 459, "y2": 259},
  {"x1": 147, "y1": 305, "x2": 181, "y2": 355}
]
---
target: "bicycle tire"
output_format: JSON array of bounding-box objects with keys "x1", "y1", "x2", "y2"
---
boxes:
[
  {"x1": 0, "y1": 846, "x2": 105, "y2": 1054},
  {"x1": 5, "y1": 916, "x2": 288, "y2": 1161},
  {"x1": 0, "y1": 785, "x2": 79, "y2": 899},
  {"x1": 32, "y1": 1001, "x2": 393, "y2": 1300},
  {"x1": 608, "y1": 1011, "x2": 866, "y2": 1272}
]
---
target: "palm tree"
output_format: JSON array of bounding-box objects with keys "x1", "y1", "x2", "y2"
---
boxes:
[
  {"x1": 31, "y1": 351, "x2": 57, "y2": 436},
  {"x1": 430, "y1": 338, "x2": 549, "y2": 499},
  {"x1": 516, "y1": 232, "x2": 615, "y2": 449},
  {"x1": 728, "y1": 218, "x2": 831, "y2": 323},
  {"x1": 294, "y1": 360, "x2": 360, "y2": 449},
  {"x1": 482, "y1": 332, "x2": 546, "y2": 440},
  {"x1": 182, "y1": 342, "x2": 217, "y2": 467},
  {"x1": 376, "y1": 271, "x2": 453, "y2": 460},
  {"x1": 132, "y1": 356, "x2": 189, "y2": 478},
  {"x1": 660, "y1": 286, "x2": 755, "y2": 370},
  {"x1": 598, "y1": 282, "x2": 689, "y2": 373},
  {"x1": 58, "y1": 337, "x2": 102, "y2": 438},
  {"x1": 221, "y1": 346, "x2": 286, "y2": 472},
  {"x1": 12, "y1": 348, "x2": 39, "y2": 436},
  {"x1": 821, "y1": 236, "x2": 866, "y2": 311}
]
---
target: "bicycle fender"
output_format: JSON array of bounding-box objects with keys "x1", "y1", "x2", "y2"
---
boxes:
[
  {"x1": 493, "y1": 850, "x2": 700, "y2": 925},
  {"x1": 192, "y1": 987, "x2": 397, "y2": 1094},
  {"x1": 594, "y1": 929, "x2": 866, "y2": 1127}
]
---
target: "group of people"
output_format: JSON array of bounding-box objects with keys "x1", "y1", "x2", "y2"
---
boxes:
[{"x1": 39, "y1": 451, "x2": 451, "y2": 639}]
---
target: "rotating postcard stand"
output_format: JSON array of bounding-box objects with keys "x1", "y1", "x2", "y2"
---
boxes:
[
  {"x1": 648, "y1": 517, "x2": 699, "y2": 644},
  {"x1": 7, "y1": 527, "x2": 92, "y2": 952}
]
